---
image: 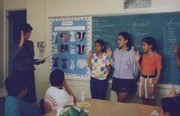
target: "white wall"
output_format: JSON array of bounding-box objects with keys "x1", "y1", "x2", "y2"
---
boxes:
[{"x1": 2, "y1": 0, "x2": 180, "y2": 105}]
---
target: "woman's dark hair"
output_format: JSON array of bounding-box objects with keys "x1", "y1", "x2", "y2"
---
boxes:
[
  {"x1": 21, "y1": 23, "x2": 33, "y2": 33},
  {"x1": 50, "y1": 69, "x2": 64, "y2": 86},
  {"x1": 142, "y1": 37, "x2": 156, "y2": 51},
  {"x1": 5, "y1": 74, "x2": 27, "y2": 96},
  {"x1": 95, "y1": 39, "x2": 106, "y2": 53},
  {"x1": 118, "y1": 32, "x2": 132, "y2": 50}
]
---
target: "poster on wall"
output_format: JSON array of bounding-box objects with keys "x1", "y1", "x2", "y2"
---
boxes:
[
  {"x1": 50, "y1": 17, "x2": 90, "y2": 79},
  {"x1": 124, "y1": 0, "x2": 151, "y2": 9}
]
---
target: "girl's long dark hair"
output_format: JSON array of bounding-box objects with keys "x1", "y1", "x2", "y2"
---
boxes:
[
  {"x1": 142, "y1": 37, "x2": 156, "y2": 51},
  {"x1": 118, "y1": 32, "x2": 132, "y2": 51}
]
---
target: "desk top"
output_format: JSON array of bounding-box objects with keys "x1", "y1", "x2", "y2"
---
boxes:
[
  {"x1": 85, "y1": 98, "x2": 159, "y2": 116},
  {"x1": 45, "y1": 98, "x2": 159, "y2": 116}
]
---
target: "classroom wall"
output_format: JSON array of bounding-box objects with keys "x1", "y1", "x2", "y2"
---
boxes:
[
  {"x1": 0, "y1": 0, "x2": 3, "y2": 88},
  {"x1": 2, "y1": 0, "x2": 180, "y2": 104}
]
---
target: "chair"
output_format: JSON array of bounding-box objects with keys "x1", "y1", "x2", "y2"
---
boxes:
[{"x1": 0, "y1": 97, "x2": 5, "y2": 116}]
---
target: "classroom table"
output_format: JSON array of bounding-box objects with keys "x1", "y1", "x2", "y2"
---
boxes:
[
  {"x1": 45, "y1": 98, "x2": 159, "y2": 116},
  {"x1": 85, "y1": 98, "x2": 159, "y2": 116}
]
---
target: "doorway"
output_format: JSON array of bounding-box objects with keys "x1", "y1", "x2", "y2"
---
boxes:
[{"x1": 7, "y1": 10, "x2": 26, "y2": 74}]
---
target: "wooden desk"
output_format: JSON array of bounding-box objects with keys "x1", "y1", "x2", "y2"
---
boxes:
[
  {"x1": 85, "y1": 98, "x2": 159, "y2": 116},
  {"x1": 45, "y1": 98, "x2": 159, "y2": 116}
]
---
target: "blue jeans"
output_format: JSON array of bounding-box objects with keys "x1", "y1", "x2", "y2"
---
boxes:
[{"x1": 90, "y1": 77, "x2": 108, "y2": 100}]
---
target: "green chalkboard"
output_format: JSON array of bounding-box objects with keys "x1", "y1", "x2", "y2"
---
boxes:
[{"x1": 92, "y1": 12, "x2": 180, "y2": 84}]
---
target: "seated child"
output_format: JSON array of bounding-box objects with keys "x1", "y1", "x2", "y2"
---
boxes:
[
  {"x1": 5, "y1": 74, "x2": 39, "y2": 116},
  {"x1": 44, "y1": 69, "x2": 75, "y2": 113},
  {"x1": 160, "y1": 86, "x2": 180, "y2": 116}
]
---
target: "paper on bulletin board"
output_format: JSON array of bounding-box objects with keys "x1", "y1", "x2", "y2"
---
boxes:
[{"x1": 49, "y1": 17, "x2": 91, "y2": 80}]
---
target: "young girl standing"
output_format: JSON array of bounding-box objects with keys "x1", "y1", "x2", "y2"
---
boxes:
[
  {"x1": 106, "y1": 32, "x2": 138, "y2": 102},
  {"x1": 87, "y1": 39, "x2": 110, "y2": 100},
  {"x1": 135, "y1": 37, "x2": 162, "y2": 106}
]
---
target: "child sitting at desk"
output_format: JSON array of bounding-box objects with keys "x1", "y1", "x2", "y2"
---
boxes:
[
  {"x1": 44, "y1": 69, "x2": 75, "y2": 113},
  {"x1": 5, "y1": 74, "x2": 39, "y2": 116}
]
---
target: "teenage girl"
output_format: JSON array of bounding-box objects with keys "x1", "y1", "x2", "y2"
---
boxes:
[
  {"x1": 107, "y1": 32, "x2": 138, "y2": 102},
  {"x1": 135, "y1": 37, "x2": 162, "y2": 105},
  {"x1": 87, "y1": 39, "x2": 111, "y2": 100}
]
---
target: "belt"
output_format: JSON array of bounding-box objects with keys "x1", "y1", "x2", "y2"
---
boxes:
[{"x1": 141, "y1": 74, "x2": 155, "y2": 78}]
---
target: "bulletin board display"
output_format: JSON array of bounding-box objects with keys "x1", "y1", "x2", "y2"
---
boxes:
[{"x1": 50, "y1": 17, "x2": 91, "y2": 79}]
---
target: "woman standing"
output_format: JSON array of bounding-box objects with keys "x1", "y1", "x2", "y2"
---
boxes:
[
  {"x1": 107, "y1": 32, "x2": 138, "y2": 102},
  {"x1": 11, "y1": 23, "x2": 44, "y2": 103},
  {"x1": 87, "y1": 39, "x2": 111, "y2": 100}
]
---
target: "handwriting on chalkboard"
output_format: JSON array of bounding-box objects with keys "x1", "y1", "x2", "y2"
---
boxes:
[
  {"x1": 163, "y1": 20, "x2": 180, "y2": 56},
  {"x1": 165, "y1": 20, "x2": 180, "y2": 26},
  {"x1": 132, "y1": 20, "x2": 150, "y2": 27}
]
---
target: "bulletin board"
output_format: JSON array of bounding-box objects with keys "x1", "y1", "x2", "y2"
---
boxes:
[{"x1": 50, "y1": 17, "x2": 91, "y2": 79}]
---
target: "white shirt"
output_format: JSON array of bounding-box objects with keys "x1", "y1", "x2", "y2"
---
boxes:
[
  {"x1": 110, "y1": 48, "x2": 138, "y2": 79},
  {"x1": 44, "y1": 86, "x2": 74, "y2": 111}
]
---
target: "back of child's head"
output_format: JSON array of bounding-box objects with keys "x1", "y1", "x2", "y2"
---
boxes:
[
  {"x1": 50, "y1": 69, "x2": 64, "y2": 86},
  {"x1": 118, "y1": 32, "x2": 132, "y2": 49},
  {"x1": 95, "y1": 39, "x2": 106, "y2": 52},
  {"x1": 5, "y1": 74, "x2": 26, "y2": 96},
  {"x1": 142, "y1": 37, "x2": 156, "y2": 51}
]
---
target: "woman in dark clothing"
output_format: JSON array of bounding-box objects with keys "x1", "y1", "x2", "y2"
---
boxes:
[{"x1": 11, "y1": 23, "x2": 44, "y2": 103}]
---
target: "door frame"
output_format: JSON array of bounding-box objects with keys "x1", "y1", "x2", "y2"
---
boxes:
[{"x1": 2, "y1": 8, "x2": 26, "y2": 87}]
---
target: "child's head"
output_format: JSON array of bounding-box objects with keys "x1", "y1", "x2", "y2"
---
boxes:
[
  {"x1": 142, "y1": 37, "x2": 156, "y2": 52},
  {"x1": 50, "y1": 69, "x2": 64, "y2": 87},
  {"x1": 5, "y1": 74, "x2": 27, "y2": 97},
  {"x1": 118, "y1": 32, "x2": 132, "y2": 50},
  {"x1": 95, "y1": 39, "x2": 106, "y2": 53}
]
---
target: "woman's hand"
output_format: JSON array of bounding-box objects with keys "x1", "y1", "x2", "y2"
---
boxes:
[
  {"x1": 39, "y1": 59, "x2": 45, "y2": 64},
  {"x1": 106, "y1": 47, "x2": 112, "y2": 58},
  {"x1": 19, "y1": 31, "x2": 25, "y2": 47},
  {"x1": 135, "y1": 50, "x2": 141, "y2": 61},
  {"x1": 87, "y1": 50, "x2": 92, "y2": 59},
  {"x1": 174, "y1": 45, "x2": 180, "y2": 55},
  {"x1": 150, "y1": 84, "x2": 155, "y2": 96}
]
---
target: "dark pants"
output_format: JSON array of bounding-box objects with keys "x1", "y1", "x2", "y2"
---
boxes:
[
  {"x1": 90, "y1": 77, "x2": 108, "y2": 100},
  {"x1": 14, "y1": 69, "x2": 37, "y2": 103}
]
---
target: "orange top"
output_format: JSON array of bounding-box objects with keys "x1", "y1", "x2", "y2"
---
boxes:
[{"x1": 141, "y1": 52, "x2": 162, "y2": 75}]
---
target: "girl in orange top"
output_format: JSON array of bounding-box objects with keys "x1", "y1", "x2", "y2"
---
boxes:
[{"x1": 135, "y1": 37, "x2": 162, "y2": 106}]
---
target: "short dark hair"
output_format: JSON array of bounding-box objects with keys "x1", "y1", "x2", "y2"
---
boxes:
[
  {"x1": 21, "y1": 23, "x2": 33, "y2": 33},
  {"x1": 5, "y1": 74, "x2": 26, "y2": 96},
  {"x1": 142, "y1": 37, "x2": 156, "y2": 51},
  {"x1": 118, "y1": 32, "x2": 132, "y2": 49},
  {"x1": 50, "y1": 69, "x2": 64, "y2": 86},
  {"x1": 95, "y1": 39, "x2": 106, "y2": 52}
]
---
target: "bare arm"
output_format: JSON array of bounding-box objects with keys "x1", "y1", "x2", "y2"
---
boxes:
[
  {"x1": 175, "y1": 54, "x2": 180, "y2": 68},
  {"x1": 87, "y1": 51, "x2": 93, "y2": 70},
  {"x1": 135, "y1": 51, "x2": 142, "y2": 73},
  {"x1": 63, "y1": 80, "x2": 76, "y2": 102},
  {"x1": 106, "y1": 47, "x2": 115, "y2": 67},
  {"x1": 154, "y1": 68, "x2": 162, "y2": 85},
  {"x1": 174, "y1": 45, "x2": 180, "y2": 68}
]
